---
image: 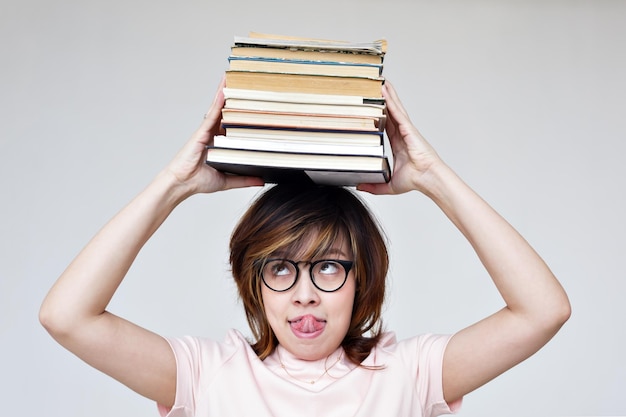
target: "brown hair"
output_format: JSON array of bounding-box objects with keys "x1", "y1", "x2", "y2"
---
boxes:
[{"x1": 229, "y1": 183, "x2": 388, "y2": 366}]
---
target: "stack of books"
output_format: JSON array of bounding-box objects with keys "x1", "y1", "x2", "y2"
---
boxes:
[{"x1": 205, "y1": 32, "x2": 391, "y2": 186}]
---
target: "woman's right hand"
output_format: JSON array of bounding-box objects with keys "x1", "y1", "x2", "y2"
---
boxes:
[{"x1": 163, "y1": 78, "x2": 264, "y2": 197}]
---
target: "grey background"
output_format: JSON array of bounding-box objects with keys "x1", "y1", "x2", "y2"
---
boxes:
[{"x1": 1, "y1": 1, "x2": 624, "y2": 416}]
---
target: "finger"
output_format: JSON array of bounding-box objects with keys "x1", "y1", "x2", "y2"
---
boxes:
[
  {"x1": 383, "y1": 81, "x2": 411, "y2": 120},
  {"x1": 384, "y1": 102, "x2": 406, "y2": 152},
  {"x1": 356, "y1": 182, "x2": 393, "y2": 195},
  {"x1": 382, "y1": 87, "x2": 407, "y2": 143},
  {"x1": 384, "y1": 105, "x2": 399, "y2": 139},
  {"x1": 206, "y1": 76, "x2": 226, "y2": 114},
  {"x1": 199, "y1": 78, "x2": 227, "y2": 132},
  {"x1": 221, "y1": 174, "x2": 265, "y2": 191}
]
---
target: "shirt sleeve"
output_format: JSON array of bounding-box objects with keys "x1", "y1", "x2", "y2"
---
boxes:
[
  {"x1": 395, "y1": 333, "x2": 463, "y2": 417},
  {"x1": 156, "y1": 333, "x2": 238, "y2": 417}
]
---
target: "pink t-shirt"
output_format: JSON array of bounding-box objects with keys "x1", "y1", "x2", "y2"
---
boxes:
[{"x1": 158, "y1": 330, "x2": 461, "y2": 417}]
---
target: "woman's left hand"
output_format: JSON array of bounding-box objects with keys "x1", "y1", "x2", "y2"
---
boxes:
[{"x1": 357, "y1": 81, "x2": 443, "y2": 196}]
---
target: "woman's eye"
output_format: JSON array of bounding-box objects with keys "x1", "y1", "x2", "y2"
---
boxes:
[
  {"x1": 318, "y1": 261, "x2": 339, "y2": 274},
  {"x1": 272, "y1": 263, "x2": 291, "y2": 276}
]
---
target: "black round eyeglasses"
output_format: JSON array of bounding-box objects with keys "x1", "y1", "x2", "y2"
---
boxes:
[{"x1": 259, "y1": 258, "x2": 354, "y2": 292}]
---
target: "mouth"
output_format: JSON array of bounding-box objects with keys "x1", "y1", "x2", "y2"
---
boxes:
[{"x1": 288, "y1": 315, "x2": 326, "y2": 338}]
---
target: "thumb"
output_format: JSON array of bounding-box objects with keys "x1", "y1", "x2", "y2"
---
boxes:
[{"x1": 356, "y1": 182, "x2": 393, "y2": 195}]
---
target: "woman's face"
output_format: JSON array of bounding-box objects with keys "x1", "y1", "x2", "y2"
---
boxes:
[{"x1": 261, "y1": 237, "x2": 356, "y2": 361}]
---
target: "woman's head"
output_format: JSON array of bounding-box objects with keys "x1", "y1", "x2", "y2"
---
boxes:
[{"x1": 230, "y1": 183, "x2": 388, "y2": 364}]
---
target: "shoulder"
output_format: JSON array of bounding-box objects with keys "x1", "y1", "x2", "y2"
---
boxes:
[
  {"x1": 164, "y1": 329, "x2": 254, "y2": 369},
  {"x1": 367, "y1": 332, "x2": 462, "y2": 415},
  {"x1": 157, "y1": 330, "x2": 260, "y2": 416},
  {"x1": 366, "y1": 331, "x2": 453, "y2": 366},
  {"x1": 375, "y1": 331, "x2": 453, "y2": 352}
]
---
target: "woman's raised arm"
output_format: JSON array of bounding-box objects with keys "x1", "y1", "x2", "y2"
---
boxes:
[
  {"x1": 39, "y1": 80, "x2": 263, "y2": 407},
  {"x1": 359, "y1": 81, "x2": 571, "y2": 404}
]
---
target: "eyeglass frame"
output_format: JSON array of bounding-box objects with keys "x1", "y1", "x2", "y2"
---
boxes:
[{"x1": 258, "y1": 258, "x2": 354, "y2": 293}]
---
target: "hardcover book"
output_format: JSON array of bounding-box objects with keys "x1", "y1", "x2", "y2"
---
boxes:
[{"x1": 206, "y1": 147, "x2": 391, "y2": 186}]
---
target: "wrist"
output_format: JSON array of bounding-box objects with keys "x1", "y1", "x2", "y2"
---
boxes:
[
  {"x1": 149, "y1": 169, "x2": 196, "y2": 208},
  {"x1": 417, "y1": 160, "x2": 463, "y2": 203}
]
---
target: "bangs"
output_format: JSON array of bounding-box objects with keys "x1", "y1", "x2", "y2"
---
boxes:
[
  {"x1": 265, "y1": 220, "x2": 352, "y2": 262},
  {"x1": 292, "y1": 226, "x2": 350, "y2": 261}
]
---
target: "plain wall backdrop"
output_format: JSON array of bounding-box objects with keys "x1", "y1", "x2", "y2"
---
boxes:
[{"x1": 1, "y1": 1, "x2": 624, "y2": 416}]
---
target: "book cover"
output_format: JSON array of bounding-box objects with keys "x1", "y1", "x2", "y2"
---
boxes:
[
  {"x1": 206, "y1": 147, "x2": 391, "y2": 186},
  {"x1": 233, "y1": 35, "x2": 386, "y2": 55},
  {"x1": 247, "y1": 31, "x2": 388, "y2": 55}
]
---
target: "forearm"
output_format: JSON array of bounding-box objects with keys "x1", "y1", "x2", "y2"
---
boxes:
[
  {"x1": 40, "y1": 170, "x2": 191, "y2": 331},
  {"x1": 423, "y1": 161, "x2": 570, "y2": 324}
]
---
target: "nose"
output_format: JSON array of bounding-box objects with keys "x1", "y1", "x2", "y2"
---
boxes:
[{"x1": 291, "y1": 267, "x2": 321, "y2": 305}]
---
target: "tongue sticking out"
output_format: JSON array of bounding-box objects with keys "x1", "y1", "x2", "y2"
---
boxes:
[{"x1": 290, "y1": 315, "x2": 325, "y2": 333}]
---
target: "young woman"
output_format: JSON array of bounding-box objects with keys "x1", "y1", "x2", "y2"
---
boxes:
[{"x1": 39, "y1": 80, "x2": 571, "y2": 416}]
